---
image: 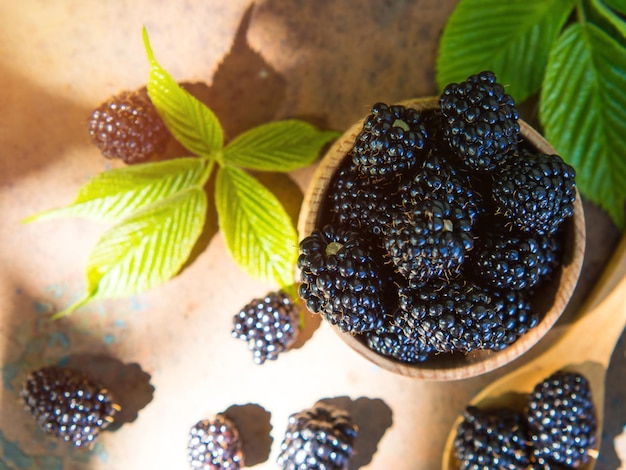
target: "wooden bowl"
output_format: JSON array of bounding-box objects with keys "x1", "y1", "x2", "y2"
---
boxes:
[{"x1": 297, "y1": 96, "x2": 586, "y2": 381}]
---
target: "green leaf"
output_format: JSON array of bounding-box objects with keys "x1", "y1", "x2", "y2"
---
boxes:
[
  {"x1": 540, "y1": 22, "x2": 626, "y2": 228},
  {"x1": 26, "y1": 157, "x2": 210, "y2": 223},
  {"x1": 53, "y1": 188, "x2": 207, "y2": 318},
  {"x1": 222, "y1": 120, "x2": 339, "y2": 172},
  {"x1": 601, "y1": 0, "x2": 626, "y2": 16},
  {"x1": 588, "y1": 0, "x2": 626, "y2": 45},
  {"x1": 436, "y1": 0, "x2": 575, "y2": 103},
  {"x1": 142, "y1": 27, "x2": 224, "y2": 157},
  {"x1": 215, "y1": 166, "x2": 297, "y2": 286}
]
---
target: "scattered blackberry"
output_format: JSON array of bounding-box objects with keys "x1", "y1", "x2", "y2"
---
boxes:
[
  {"x1": 20, "y1": 365, "x2": 119, "y2": 447},
  {"x1": 383, "y1": 198, "x2": 474, "y2": 282},
  {"x1": 187, "y1": 414, "x2": 243, "y2": 469},
  {"x1": 232, "y1": 290, "x2": 300, "y2": 365},
  {"x1": 473, "y1": 229, "x2": 560, "y2": 291},
  {"x1": 394, "y1": 279, "x2": 506, "y2": 354},
  {"x1": 276, "y1": 402, "x2": 358, "y2": 470},
  {"x1": 454, "y1": 405, "x2": 532, "y2": 469},
  {"x1": 352, "y1": 102, "x2": 428, "y2": 178},
  {"x1": 440, "y1": 71, "x2": 519, "y2": 172},
  {"x1": 327, "y1": 158, "x2": 395, "y2": 237},
  {"x1": 297, "y1": 224, "x2": 387, "y2": 333},
  {"x1": 364, "y1": 316, "x2": 434, "y2": 363},
  {"x1": 527, "y1": 370, "x2": 597, "y2": 468},
  {"x1": 488, "y1": 288, "x2": 539, "y2": 349},
  {"x1": 396, "y1": 151, "x2": 483, "y2": 226},
  {"x1": 492, "y1": 152, "x2": 577, "y2": 235},
  {"x1": 87, "y1": 89, "x2": 170, "y2": 163}
]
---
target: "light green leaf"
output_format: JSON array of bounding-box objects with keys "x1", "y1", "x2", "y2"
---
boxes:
[
  {"x1": 142, "y1": 27, "x2": 224, "y2": 157},
  {"x1": 26, "y1": 157, "x2": 210, "y2": 223},
  {"x1": 540, "y1": 22, "x2": 626, "y2": 228},
  {"x1": 222, "y1": 120, "x2": 339, "y2": 172},
  {"x1": 436, "y1": 0, "x2": 575, "y2": 103},
  {"x1": 215, "y1": 166, "x2": 297, "y2": 287},
  {"x1": 53, "y1": 188, "x2": 207, "y2": 318}
]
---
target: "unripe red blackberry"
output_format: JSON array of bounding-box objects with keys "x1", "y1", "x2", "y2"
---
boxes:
[
  {"x1": 20, "y1": 365, "x2": 119, "y2": 447},
  {"x1": 87, "y1": 89, "x2": 170, "y2": 163}
]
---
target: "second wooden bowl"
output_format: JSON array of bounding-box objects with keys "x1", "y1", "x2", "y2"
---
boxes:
[{"x1": 297, "y1": 97, "x2": 586, "y2": 381}]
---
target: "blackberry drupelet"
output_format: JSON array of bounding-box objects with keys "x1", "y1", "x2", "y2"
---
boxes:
[
  {"x1": 20, "y1": 365, "x2": 119, "y2": 447},
  {"x1": 364, "y1": 316, "x2": 434, "y2": 363},
  {"x1": 394, "y1": 279, "x2": 507, "y2": 354},
  {"x1": 232, "y1": 290, "x2": 300, "y2": 365},
  {"x1": 297, "y1": 224, "x2": 387, "y2": 333},
  {"x1": 488, "y1": 288, "x2": 539, "y2": 350},
  {"x1": 87, "y1": 89, "x2": 170, "y2": 163},
  {"x1": 187, "y1": 414, "x2": 243, "y2": 469},
  {"x1": 492, "y1": 152, "x2": 577, "y2": 235},
  {"x1": 276, "y1": 402, "x2": 358, "y2": 470},
  {"x1": 383, "y1": 198, "x2": 474, "y2": 282},
  {"x1": 472, "y1": 229, "x2": 560, "y2": 291},
  {"x1": 454, "y1": 405, "x2": 532, "y2": 470},
  {"x1": 327, "y1": 157, "x2": 394, "y2": 237},
  {"x1": 352, "y1": 102, "x2": 428, "y2": 178},
  {"x1": 527, "y1": 370, "x2": 597, "y2": 468},
  {"x1": 440, "y1": 71, "x2": 519, "y2": 172}
]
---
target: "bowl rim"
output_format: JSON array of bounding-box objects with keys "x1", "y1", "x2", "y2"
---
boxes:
[{"x1": 297, "y1": 96, "x2": 586, "y2": 381}]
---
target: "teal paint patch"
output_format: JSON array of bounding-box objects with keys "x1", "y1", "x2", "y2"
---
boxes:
[
  {"x1": 47, "y1": 333, "x2": 70, "y2": 349},
  {"x1": 1, "y1": 363, "x2": 20, "y2": 391},
  {"x1": 103, "y1": 334, "x2": 115, "y2": 345},
  {"x1": 114, "y1": 319, "x2": 125, "y2": 327},
  {"x1": 0, "y1": 430, "x2": 33, "y2": 468}
]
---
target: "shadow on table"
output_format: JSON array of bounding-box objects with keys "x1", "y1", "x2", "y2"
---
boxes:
[
  {"x1": 223, "y1": 402, "x2": 273, "y2": 467},
  {"x1": 319, "y1": 396, "x2": 393, "y2": 469}
]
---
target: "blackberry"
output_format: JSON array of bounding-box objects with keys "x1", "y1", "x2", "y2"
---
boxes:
[
  {"x1": 327, "y1": 158, "x2": 394, "y2": 237},
  {"x1": 394, "y1": 279, "x2": 506, "y2": 354},
  {"x1": 492, "y1": 152, "x2": 577, "y2": 235},
  {"x1": 488, "y1": 288, "x2": 539, "y2": 350},
  {"x1": 472, "y1": 229, "x2": 560, "y2": 291},
  {"x1": 297, "y1": 224, "x2": 387, "y2": 333},
  {"x1": 383, "y1": 198, "x2": 474, "y2": 282},
  {"x1": 187, "y1": 414, "x2": 243, "y2": 469},
  {"x1": 453, "y1": 406, "x2": 532, "y2": 469},
  {"x1": 527, "y1": 370, "x2": 597, "y2": 468},
  {"x1": 276, "y1": 402, "x2": 358, "y2": 470},
  {"x1": 87, "y1": 89, "x2": 170, "y2": 163},
  {"x1": 20, "y1": 365, "x2": 119, "y2": 447},
  {"x1": 363, "y1": 317, "x2": 434, "y2": 363},
  {"x1": 232, "y1": 290, "x2": 300, "y2": 365},
  {"x1": 396, "y1": 151, "x2": 483, "y2": 226},
  {"x1": 352, "y1": 102, "x2": 428, "y2": 178},
  {"x1": 440, "y1": 71, "x2": 519, "y2": 171}
]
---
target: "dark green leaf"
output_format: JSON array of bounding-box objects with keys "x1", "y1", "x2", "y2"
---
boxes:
[
  {"x1": 222, "y1": 120, "x2": 339, "y2": 172},
  {"x1": 436, "y1": 0, "x2": 575, "y2": 103},
  {"x1": 53, "y1": 188, "x2": 207, "y2": 318},
  {"x1": 26, "y1": 157, "x2": 210, "y2": 222},
  {"x1": 540, "y1": 22, "x2": 626, "y2": 228},
  {"x1": 601, "y1": 0, "x2": 626, "y2": 16},
  {"x1": 143, "y1": 27, "x2": 223, "y2": 157},
  {"x1": 215, "y1": 166, "x2": 297, "y2": 287},
  {"x1": 588, "y1": 0, "x2": 626, "y2": 46}
]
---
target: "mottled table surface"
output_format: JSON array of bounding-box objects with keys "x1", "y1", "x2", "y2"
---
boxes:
[{"x1": 1, "y1": 1, "x2": 625, "y2": 469}]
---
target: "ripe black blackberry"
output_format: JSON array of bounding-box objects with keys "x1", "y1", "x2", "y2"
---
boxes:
[
  {"x1": 276, "y1": 402, "x2": 358, "y2": 470},
  {"x1": 232, "y1": 290, "x2": 300, "y2": 365},
  {"x1": 454, "y1": 406, "x2": 532, "y2": 470},
  {"x1": 297, "y1": 224, "x2": 387, "y2": 333},
  {"x1": 352, "y1": 102, "x2": 428, "y2": 178},
  {"x1": 383, "y1": 198, "x2": 474, "y2": 282},
  {"x1": 364, "y1": 316, "x2": 434, "y2": 363},
  {"x1": 396, "y1": 151, "x2": 483, "y2": 226},
  {"x1": 440, "y1": 71, "x2": 519, "y2": 172},
  {"x1": 394, "y1": 279, "x2": 507, "y2": 354},
  {"x1": 187, "y1": 414, "x2": 243, "y2": 469},
  {"x1": 472, "y1": 229, "x2": 560, "y2": 291},
  {"x1": 20, "y1": 365, "x2": 119, "y2": 447},
  {"x1": 492, "y1": 152, "x2": 577, "y2": 235},
  {"x1": 488, "y1": 288, "x2": 539, "y2": 350},
  {"x1": 327, "y1": 157, "x2": 394, "y2": 237},
  {"x1": 527, "y1": 370, "x2": 597, "y2": 468},
  {"x1": 87, "y1": 89, "x2": 170, "y2": 163}
]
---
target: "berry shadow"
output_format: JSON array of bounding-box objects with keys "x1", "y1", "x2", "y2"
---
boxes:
[
  {"x1": 222, "y1": 403, "x2": 273, "y2": 467},
  {"x1": 318, "y1": 396, "x2": 393, "y2": 469}
]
